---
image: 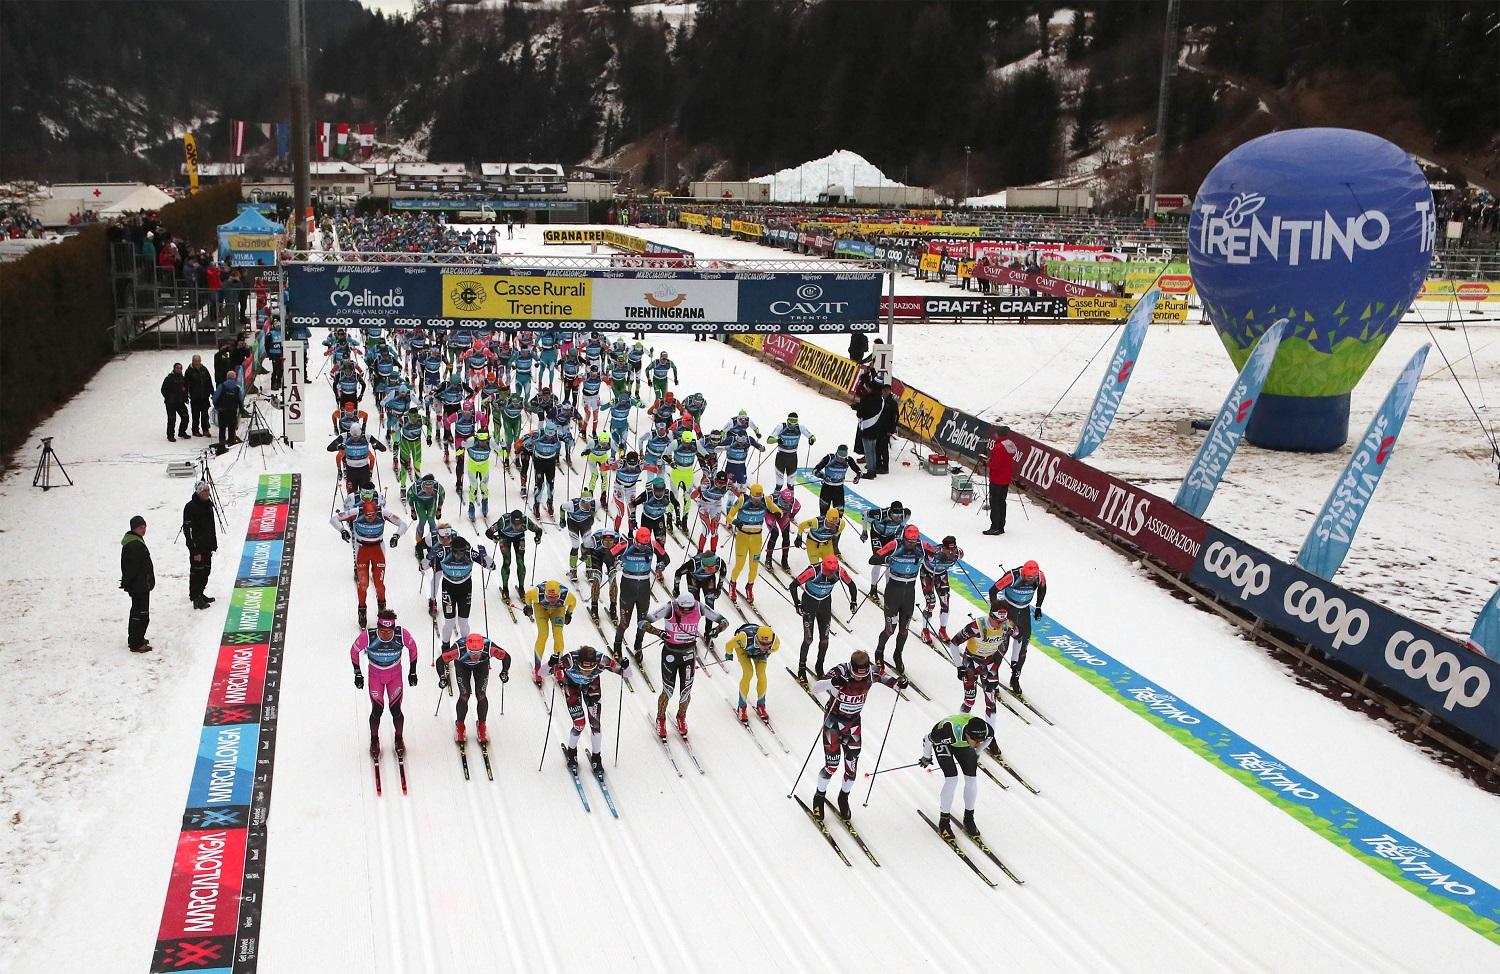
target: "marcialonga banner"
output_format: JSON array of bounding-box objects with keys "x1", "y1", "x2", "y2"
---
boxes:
[{"x1": 183, "y1": 133, "x2": 200, "y2": 194}]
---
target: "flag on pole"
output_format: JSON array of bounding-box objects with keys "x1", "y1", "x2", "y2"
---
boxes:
[
  {"x1": 230, "y1": 120, "x2": 247, "y2": 158},
  {"x1": 183, "y1": 133, "x2": 200, "y2": 194},
  {"x1": 1296, "y1": 344, "x2": 1431, "y2": 580},
  {"x1": 335, "y1": 122, "x2": 350, "y2": 158},
  {"x1": 315, "y1": 122, "x2": 332, "y2": 159},
  {"x1": 275, "y1": 123, "x2": 290, "y2": 159},
  {"x1": 1468, "y1": 587, "x2": 1500, "y2": 659},
  {"x1": 1174, "y1": 318, "x2": 1288, "y2": 517},
  {"x1": 1072, "y1": 289, "x2": 1161, "y2": 459},
  {"x1": 357, "y1": 122, "x2": 376, "y2": 158}
]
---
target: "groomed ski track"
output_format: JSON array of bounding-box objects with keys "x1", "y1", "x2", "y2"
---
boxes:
[{"x1": 2, "y1": 226, "x2": 1496, "y2": 973}]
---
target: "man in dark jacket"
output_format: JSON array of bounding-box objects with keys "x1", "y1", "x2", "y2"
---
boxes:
[
  {"x1": 852, "y1": 385, "x2": 883, "y2": 480},
  {"x1": 875, "y1": 383, "x2": 899, "y2": 475},
  {"x1": 848, "y1": 331, "x2": 869, "y2": 365},
  {"x1": 214, "y1": 375, "x2": 243, "y2": 449},
  {"x1": 213, "y1": 340, "x2": 234, "y2": 386},
  {"x1": 182, "y1": 479, "x2": 218, "y2": 608},
  {"x1": 161, "y1": 362, "x2": 190, "y2": 441},
  {"x1": 185, "y1": 353, "x2": 214, "y2": 436},
  {"x1": 120, "y1": 515, "x2": 155, "y2": 652}
]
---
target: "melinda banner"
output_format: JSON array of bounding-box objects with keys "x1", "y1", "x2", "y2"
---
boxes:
[{"x1": 284, "y1": 263, "x2": 884, "y2": 332}]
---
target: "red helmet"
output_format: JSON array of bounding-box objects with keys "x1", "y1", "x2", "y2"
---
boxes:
[
  {"x1": 821, "y1": 555, "x2": 840, "y2": 573},
  {"x1": 465, "y1": 632, "x2": 485, "y2": 651},
  {"x1": 635, "y1": 526, "x2": 653, "y2": 545},
  {"x1": 361, "y1": 500, "x2": 379, "y2": 518},
  {"x1": 1022, "y1": 559, "x2": 1040, "y2": 579},
  {"x1": 903, "y1": 525, "x2": 920, "y2": 542}
]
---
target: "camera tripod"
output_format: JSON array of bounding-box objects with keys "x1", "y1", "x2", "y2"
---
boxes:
[
  {"x1": 236, "y1": 396, "x2": 282, "y2": 469},
  {"x1": 32, "y1": 437, "x2": 73, "y2": 491}
]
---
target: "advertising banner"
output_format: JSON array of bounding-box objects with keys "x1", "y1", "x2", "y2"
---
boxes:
[
  {"x1": 542, "y1": 228, "x2": 605, "y2": 244},
  {"x1": 918, "y1": 296, "x2": 1068, "y2": 319},
  {"x1": 730, "y1": 219, "x2": 764, "y2": 237},
  {"x1": 1066, "y1": 294, "x2": 1189, "y2": 322},
  {"x1": 973, "y1": 264, "x2": 1113, "y2": 298},
  {"x1": 761, "y1": 333, "x2": 804, "y2": 366},
  {"x1": 285, "y1": 264, "x2": 438, "y2": 326},
  {"x1": 680, "y1": 211, "x2": 710, "y2": 229},
  {"x1": 601, "y1": 229, "x2": 648, "y2": 253},
  {"x1": 919, "y1": 253, "x2": 942, "y2": 273},
  {"x1": 590, "y1": 277, "x2": 739, "y2": 324},
  {"x1": 1419, "y1": 279, "x2": 1500, "y2": 302},
  {"x1": 791, "y1": 342, "x2": 861, "y2": 393},
  {"x1": 736, "y1": 274, "x2": 884, "y2": 329},
  {"x1": 897, "y1": 385, "x2": 945, "y2": 440},
  {"x1": 1297, "y1": 344, "x2": 1430, "y2": 580},
  {"x1": 1005, "y1": 430, "x2": 1209, "y2": 573},
  {"x1": 934, "y1": 407, "x2": 996, "y2": 462},
  {"x1": 1073, "y1": 289, "x2": 1160, "y2": 459},
  {"x1": 1191, "y1": 527, "x2": 1500, "y2": 748},
  {"x1": 856, "y1": 222, "x2": 982, "y2": 237},
  {"x1": 1174, "y1": 319, "x2": 1287, "y2": 517}
]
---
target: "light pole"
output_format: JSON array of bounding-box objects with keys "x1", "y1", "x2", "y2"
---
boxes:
[
  {"x1": 963, "y1": 145, "x2": 972, "y2": 206},
  {"x1": 288, "y1": 0, "x2": 311, "y2": 249}
]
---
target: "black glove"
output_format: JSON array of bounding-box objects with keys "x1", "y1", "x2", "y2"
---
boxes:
[
  {"x1": 533, "y1": 532, "x2": 542, "y2": 543},
  {"x1": 791, "y1": 598, "x2": 802, "y2": 613},
  {"x1": 918, "y1": 756, "x2": 933, "y2": 768},
  {"x1": 564, "y1": 611, "x2": 573, "y2": 624},
  {"x1": 407, "y1": 667, "x2": 418, "y2": 687},
  {"x1": 849, "y1": 599, "x2": 858, "y2": 614},
  {"x1": 523, "y1": 604, "x2": 534, "y2": 618},
  {"x1": 618, "y1": 654, "x2": 631, "y2": 673},
  {"x1": 340, "y1": 529, "x2": 351, "y2": 542},
  {"x1": 388, "y1": 535, "x2": 399, "y2": 549},
  {"x1": 353, "y1": 669, "x2": 364, "y2": 690},
  {"x1": 428, "y1": 597, "x2": 438, "y2": 619},
  {"x1": 1033, "y1": 605, "x2": 1042, "y2": 621},
  {"x1": 499, "y1": 666, "x2": 510, "y2": 684},
  {"x1": 793, "y1": 535, "x2": 803, "y2": 548},
  {"x1": 437, "y1": 667, "x2": 450, "y2": 689},
  {"x1": 896, "y1": 676, "x2": 910, "y2": 690}
]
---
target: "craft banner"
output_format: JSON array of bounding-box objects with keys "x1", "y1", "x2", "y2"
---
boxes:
[
  {"x1": 1296, "y1": 344, "x2": 1430, "y2": 580},
  {"x1": 1174, "y1": 318, "x2": 1288, "y2": 517},
  {"x1": 1072, "y1": 289, "x2": 1161, "y2": 459}
]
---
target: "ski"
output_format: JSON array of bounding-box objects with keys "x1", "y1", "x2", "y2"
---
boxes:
[
  {"x1": 1003, "y1": 686, "x2": 1056, "y2": 726},
  {"x1": 831, "y1": 811, "x2": 881, "y2": 867},
  {"x1": 959, "y1": 829, "x2": 1025, "y2": 886},
  {"x1": 456, "y1": 738, "x2": 471, "y2": 781},
  {"x1": 754, "y1": 709, "x2": 793, "y2": 754},
  {"x1": 730, "y1": 704, "x2": 770, "y2": 756},
  {"x1": 395, "y1": 748, "x2": 408, "y2": 795},
  {"x1": 585, "y1": 749, "x2": 620, "y2": 818},
  {"x1": 784, "y1": 666, "x2": 825, "y2": 707},
  {"x1": 479, "y1": 740, "x2": 494, "y2": 781},
  {"x1": 676, "y1": 722, "x2": 706, "y2": 774},
  {"x1": 987, "y1": 748, "x2": 1041, "y2": 795},
  {"x1": 500, "y1": 596, "x2": 519, "y2": 625},
  {"x1": 978, "y1": 761, "x2": 1011, "y2": 791},
  {"x1": 561, "y1": 744, "x2": 591, "y2": 813},
  {"x1": 371, "y1": 747, "x2": 383, "y2": 796},
  {"x1": 794, "y1": 796, "x2": 851, "y2": 867},
  {"x1": 646, "y1": 711, "x2": 684, "y2": 777},
  {"x1": 918, "y1": 810, "x2": 996, "y2": 888}
]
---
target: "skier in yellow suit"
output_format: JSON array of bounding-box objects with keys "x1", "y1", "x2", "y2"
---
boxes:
[
  {"x1": 724, "y1": 623, "x2": 779, "y2": 723},
  {"x1": 795, "y1": 507, "x2": 844, "y2": 566},
  {"x1": 523, "y1": 579, "x2": 577, "y2": 684},
  {"x1": 725, "y1": 483, "x2": 781, "y2": 606}
]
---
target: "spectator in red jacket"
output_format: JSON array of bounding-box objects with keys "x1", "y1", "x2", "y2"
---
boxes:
[
  {"x1": 984, "y1": 427, "x2": 1021, "y2": 536},
  {"x1": 205, "y1": 259, "x2": 223, "y2": 321}
]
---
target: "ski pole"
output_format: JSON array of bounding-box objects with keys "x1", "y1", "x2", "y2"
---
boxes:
[
  {"x1": 786, "y1": 704, "x2": 830, "y2": 799},
  {"x1": 862, "y1": 760, "x2": 927, "y2": 779},
  {"x1": 862, "y1": 692, "x2": 902, "y2": 807},
  {"x1": 535, "y1": 678, "x2": 558, "y2": 772},
  {"x1": 613, "y1": 667, "x2": 625, "y2": 768}
]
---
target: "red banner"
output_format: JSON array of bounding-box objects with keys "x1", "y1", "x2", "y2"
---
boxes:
[
  {"x1": 1003, "y1": 431, "x2": 1209, "y2": 573},
  {"x1": 973, "y1": 263, "x2": 1112, "y2": 298},
  {"x1": 761, "y1": 333, "x2": 804, "y2": 366}
]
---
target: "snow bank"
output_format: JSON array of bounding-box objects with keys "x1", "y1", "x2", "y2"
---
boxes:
[{"x1": 750, "y1": 149, "x2": 904, "y2": 203}]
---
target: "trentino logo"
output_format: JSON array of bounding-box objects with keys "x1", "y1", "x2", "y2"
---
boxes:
[{"x1": 1196, "y1": 191, "x2": 1418, "y2": 266}]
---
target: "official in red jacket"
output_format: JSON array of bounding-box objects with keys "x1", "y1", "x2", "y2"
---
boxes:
[{"x1": 984, "y1": 427, "x2": 1020, "y2": 536}]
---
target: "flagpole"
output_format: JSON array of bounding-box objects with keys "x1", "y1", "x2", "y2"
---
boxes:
[{"x1": 287, "y1": 0, "x2": 311, "y2": 249}]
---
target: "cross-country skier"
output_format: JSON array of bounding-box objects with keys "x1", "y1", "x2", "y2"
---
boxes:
[
  {"x1": 630, "y1": 476, "x2": 681, "y2": 547},
  {"x1": 548, "y1": 645, "x2": 630, "y2": 773},
  {"x1": 811, "y1": 444, "x2": 862, "y2": 515},
  {"x1": 724, "y1": 623, "x2": 779, "y2": 723},
  {"x1": 646, "y1": 350, "x2": 678, "y2": 400},
  {"x1": 725, "y1": 483, "x2": 780, "y2": 604},
  {"x1": 484, "y1": 509, "x2": 543, "y2": 604},
  {"x1": 580, "y1": 526, "x2": 623, "y2": 621},
  {"x1": 560, "y1": 486, "x2": 598, "y2": 580},
  {"x1": 764, "y1": 485, "x2": 802, "y2": 571},
  {"x1": 523, "y1": 579, "x2": 578, "y2": 684},
  {"x1": 331, "y1": 492, "x2": 406, "y2": 627},
  {"x1": 643, "y1": 591, "x2": 726, "y2": 739},
  {"x1": 688, "y1": 468, "x2": 733, "y2": 553},
  {"x1": 919, "y1": 714, "x2": 994, "y2": 839},
  {"x1": 405, "y1": 473, "x2": 445, "y2": 562},
  {"x1": 808, "y1": 650, "x2": 905, "y2": 821},
  {"x1": 673, "y1": 549, "x2": 724, "y2": 612},
  {"x1": 987, "y1": 560, "x2": 1047, "y2": 693},
  {"x1": 609, "y1": 526, "x2": 668, "y2": 662},
  {"x1": 947, "y1": 609, "x2": 1016, "y2": 722},
  {"x1": 766, "y1": 412, "x2": 816, "y2": 491},
  {"x1": 873, "y1": 525, "x2": 926, "y2": 673},
  {"x1": 795, "y1": 507, "x2": 845, "y2": 568},
  {"x1": 350, "y1": 608, "x2": 420, "y2": 758},
  {"x1": 789, "y1": 555, "x2": 857, "y2": 678},
  {"x1": 327, "y1": 425, "x2": 387, "y2": 495},
  {"x1": 861, "y1": 500, "x2": 909, "y2": 601},
  {"x1": 921, "y1": 534, "x2": 964, "y2": 644},
  {"x1": 438, "y1": 632, "x2": 512, "y2": 745},
  {"x1": 426, "y1": 523, "x2": 494, "y2": 652}
]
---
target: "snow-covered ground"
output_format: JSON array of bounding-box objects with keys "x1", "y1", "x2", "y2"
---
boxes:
[
  {"x1": 751, "y1": 149, "x2": 907, "y2": 203},
  {"x1": 4, "y1": 221, "x2": 1499, "y2": 972}
]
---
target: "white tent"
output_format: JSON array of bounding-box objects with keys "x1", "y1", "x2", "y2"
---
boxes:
[{"x1": 98, "y1": 185, "x2": 175, "y2": 217}]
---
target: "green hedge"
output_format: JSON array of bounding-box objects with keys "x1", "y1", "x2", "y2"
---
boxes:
[{"x1": 0, "y1": 182, "x2": 243, "y2": 467}]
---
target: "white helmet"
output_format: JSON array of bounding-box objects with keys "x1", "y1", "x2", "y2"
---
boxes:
[{"x1": 674, "y1": 591, "x2": 696, "y2": 610}]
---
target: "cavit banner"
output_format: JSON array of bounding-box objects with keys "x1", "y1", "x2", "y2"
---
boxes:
[
  {"x1": 1073, "y1": 289, "x2": 1162, "y2": 459},
  {"x1": 153, "y1": 474, "x2": 300, "y2": 974},
  {"x1": 1174, "y1": 318, "x2": 1288, "y2": 517},
  {"x1": 1192, "y1": 527, "x2": 1500, "y2": 750},
  {"x1": 1296, "y1": 344, "x2": 1430, "y2": 580},
  {"x1": 284, "y1": 263, "x2": 883, "y2": 332}
]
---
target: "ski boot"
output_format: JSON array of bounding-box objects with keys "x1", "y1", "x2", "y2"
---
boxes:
[
  {"x1": 369, "y1": 734, "x2": 381, "y2": 758},
  {"x1": 836, "y1": 790, "x2": 851, "y2": 820},
  {"x1": 963, "y1": 810, "x2": 981, "y2": 838},
  {"x1": 589, "y1": 750, "x2": 603, "y2": 775},
  {"x1": 868, "y1": 583, "x2": 881, "y2": 606},
  {"x1": 608, "y1": 603, "x2": 619, "y2": 624},
  {"x1": 780, "y1": 551, "x2": 790, "y2": 571},
  {"x1": 744, "y1": 582, "x2": 755, "y2": 605},
  {"x1": 532, "y1": 665, "x2": 544, "y2": 688},
  {"x1": 1009, "y1": 666, "x2": 1022, "y2": 695},
  {"x1": 727, "y1": 580, "x2": 738, "y2": 603},
  {"x1": 546, "y1": 502, "x2": 554, "y2": 518},
  {"x1": 477, "y1": 721, "x2": 489, "y2": 745},
  {"x1": 454, "y1": 720, "x2": 466, "y2": 743},
  {"x1": 357, "y1": 604, "x2": 368, "y2": 628},
  {"x1": 481, "y1": 500, "x2": 489, "y2": 520},
  {"x1": 655, "y1": 715, "x2": 668, "y2": 741},
  {"x1": 531, "y1": 503, "x2": 540, "y2": 520},
  {"x1": 468, "y1": 502, "x2": 476, "y2": 521},
  {"x1": 520, "y1": 485, "x2": 529, "y2": 500},
  {"x1": 675, "y1": 713, "x2": 689, "y2": 738},
  {"x1": 937, "y1": 812, "x2": 955, "y2": 840},
  {"x1": 563, "y1": 745, "x2": 579, "y2": 771},
  {"x1": 735, "y1": 705, "x2": 749, "y2": 725},
  {"x1": 811, "y1": 790, "x2": 827, "y2": 822},
  {"x1": 568, "y1": 565, "x2": 578, "y2": 581},
  {"x1": 938, "y1": 626, "x2": 950, "y2": 643},
  {"x1": 756, "y1": 703, "x2": 769, "y2": 721},
  {"x1": 393, "y1": 735, "x2": 406, "y2": 757}
]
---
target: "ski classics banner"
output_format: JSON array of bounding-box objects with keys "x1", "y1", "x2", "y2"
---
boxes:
[
  {"x1": 282, "y1": 263, "x2": 883, "y2": 332},
  {"x1": 821, "y1": 479, "x2": 1500, "y2": 945},
  {"x1": 1191, "y1": 526, "x2": 1500, "y2": 750},
  {"x1": 1073, "y1": 289, "x2": 1162, "y2": 459},
  {"x1": 1174, "y1": 318, "x2": 1288, "y2": 517},
  {"x1": 153, "y1": 474, "x2": 300, "y2": 974},
  {"x1": 1296, "y1": 344, "x2": 1430, "y2": 580}
]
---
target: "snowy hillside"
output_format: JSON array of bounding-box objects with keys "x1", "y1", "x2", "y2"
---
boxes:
[{"x1": 751, "y1": 150, "x2": 907, "y2": 202}]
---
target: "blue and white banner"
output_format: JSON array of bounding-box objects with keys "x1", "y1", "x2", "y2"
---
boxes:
[
  {"x1": 1072, "y1": 288, "x2": 1161, "y2": 459},
  {"x1": 1297, "y1": 344, "x2": 1430, "y2": 579},
  {"x1": 1174, "y1": 318, "x2": 1288, "y2": 517},
  {"x1": 1469, "y1": 587, "x2": 1500, "y2": 659}
]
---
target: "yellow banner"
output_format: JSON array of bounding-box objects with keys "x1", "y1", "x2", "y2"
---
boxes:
[
  {"x1": 855, "y1": 222, "x2": 981, "y2": 238},
  {"x1": 680, "y1": 211, "x2": 710, "y2": 229},
  {"x1": 730, "y1": 334, "x2": 765, "y2": 352},
  {"x1": 601, "y1": 229, "x2": 647, "y2": 253},
  {"x1": 183, "y1": 133, "x2": 200, "y2": 194},
  {"x1": 1124, "y1": 268, "x2": 1196, "y2": 296},
  {"x1": 441, "y1": 274, "x2": 592, "y2": 320},
  {"x1": 791, "y1": 343, "x2": 860, "y2": 393},
  {"x1": 542, "y1": 229, "x2": 605, "y2": 244},
  {"x1": 897, "y1": 386, "x2": 944, "y2": 439},
  {"x1": 798, "y1": 221, "x2": 847, "y2": 231},
  {"x1": 907, "y1": 208, "x2": 946, "y2": 218},
  {"x1": 710, "y1": 216, "x2": 724, "y2": 231},
  {"x1": 957, "y1": 260, "x2": 976, "y2": 279},
  {"x1": 919, "y1": 253, "x2": 941, "y2": 273},
  {"x1": 227, "y1": 234, "x2": 278, "y2": 252},
  {"x1": 1419, "y1": 279, "x2": 1500, "y2": 302},
  {"x1": 1066, "y1": 295, "x2": 1189, "y2": 323},
  {"x1": 730, "y1": 219, "x2": 764, "y2": 237}
]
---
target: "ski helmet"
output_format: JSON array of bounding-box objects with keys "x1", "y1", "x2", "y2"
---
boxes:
[
  {"x1": 681, "y1": 429, "x2": 696, "y2": 444},
  {"x1": 963, "y1": 717, "x2": 992, "y2": 744},
  {"x1": 826, "y1": 508, "x2": 842, "y2": 525},
  {"x1": 465, "y1": 632, "x2": 485, "y2": 652},
  {"x1": 675, "y1": 591, "x2": 696, "y2": 610},
  {"x1": 755, "y1": 625, "x2": 775, "y2": 647},
  {"x1": 596, "y1": 430, "x2": 610, "y2": 446},
  {"x1": 903, "y1": 525, "x2": 921, "y2": 542},
  {"x1": 1022, "y1": 560, "x2": 1040, "y2": 579},
  {"x1": 634, "y1": 526, "x2": 653, "y2": 545},
  {"x1": 749, "y1": 483, "x2": 765, "y2": 498},
  {"x1": 821, "y1": 555, "x2": 840, "y2": 573},
  {"x1": 544, "y1": 580, "x2": 562, "y2": 601}
]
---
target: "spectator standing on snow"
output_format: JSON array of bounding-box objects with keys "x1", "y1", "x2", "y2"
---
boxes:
[
  {"x1": 875, "y1": 383, "x2": 899, "y2": 475},
  {"x1": 853, "y1": 383, "x2": 883, "y2": 480},
  {"x1": 182, "y1": 480, "x2": 218, "y2": 609},
  {"x1": 161, "y1": 362, "x2": 190, "y2": 441},
  {"x1": 214, "y1": 374, "x2": 244, "y2": 449},
  {"x1": 186, "y1": 354, "x2": 214, "y2": 436},
  {"x1": 120, "y1": 515, "x2": 155, "y2": 653},
  {"x1": 983, "y1": 427, "x2": 1021, "y2": 536}
]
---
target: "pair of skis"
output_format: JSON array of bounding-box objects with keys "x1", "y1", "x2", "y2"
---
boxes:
[
  {"x1": 793, "y1": 796, "x2": 879, "y2": 867},
  {"x1": 455, "y1": 735, "x2": 494, "y2": 781},
  {"x1": 918, "y1": 810, "x2": 1024, "y2": 886},
  {"x1": 560, "y1": 744, "x2": 619, "y2": 817},
  {"x1": 728, "y1": 702, "x2": 792, "y2": 756},
  {"x1": 646, "y1": 711, "x2": 704, "y2": 776},
  {"x1": 371, "y1": 745, "x2": 409, "y2": 796}
]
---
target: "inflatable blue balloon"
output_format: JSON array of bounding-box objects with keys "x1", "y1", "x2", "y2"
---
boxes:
[{"x1": 1188, "y1": 128, "x2": 1435, "y2": 451}]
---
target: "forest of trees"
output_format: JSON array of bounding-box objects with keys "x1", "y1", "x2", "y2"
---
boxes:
[{"x1": 2, "y1": 0, "x2": 1495, "y2": 191}]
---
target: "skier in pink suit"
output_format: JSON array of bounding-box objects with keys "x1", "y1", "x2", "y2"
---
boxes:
[
  {"x1": 350, "y1": 607, "x2": 420, "y2": 758},
  {"x1": 765, "y1": 486, "x2": 803, "y2": 572}
]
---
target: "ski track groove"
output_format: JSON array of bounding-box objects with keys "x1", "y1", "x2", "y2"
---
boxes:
[
  {"x1": 477, "y1": 754, "x2": 562, "y2": 974},
  {"x1": 394, "y1": 754, "x2": 443, "y2": 973},
  {"x1": 356, "y1": 702, "x2": 411, "y2": 974},
  {"x1": 459, "y1": 766, "x2": 529, "y2": 972}
]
